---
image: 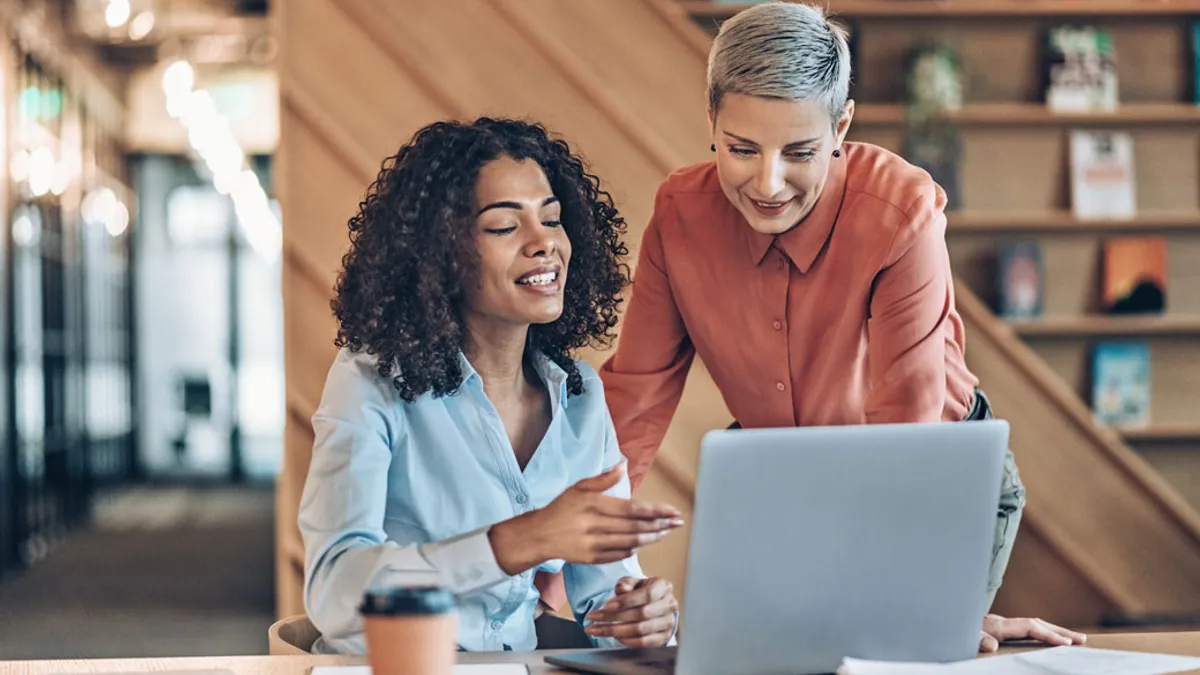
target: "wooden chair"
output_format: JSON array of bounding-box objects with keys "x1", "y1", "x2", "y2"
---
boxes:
[{"x1": 268, "y1": 614, "x2": 321, "y2": 655}]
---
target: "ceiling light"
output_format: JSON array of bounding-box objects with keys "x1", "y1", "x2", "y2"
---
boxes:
[
  {"x1": 105, "y1": 0, "x2": 131, "y2": 28},
  {"x1": 128, "y1": 11, "x2": 155, "y2": 40},
  {"x1": 106, "y1": 202, "x2": 130, "y2": 238},
  {"x1": 28, "y1": 147, "x2": 55, "y2": 197}
]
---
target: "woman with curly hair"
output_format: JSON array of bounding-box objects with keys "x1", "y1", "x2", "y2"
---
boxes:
[{"x1": 299, "y1": 117, "x2": 682, "y2": 654}]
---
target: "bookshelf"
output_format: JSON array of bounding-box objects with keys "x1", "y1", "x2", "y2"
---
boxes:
[
  {"x1": 682, "y1": 0, "x2": 1200, "y2": 500},
  {"x1": 681, "y1": 1, "x2": 1200, "y2": 18},
  {"x1": 1008, "y1": 315, "x2": 1200, "y2": 337},
  {"x1": 1121, "y1": 426, "x2": 1200, "y2": 442},
  {"x1": 948, "y1": 211, "x2": 1200, "y2": 234},
  {"x1": 855, "y1": 103, "x2": 1200, "y2": 127}
]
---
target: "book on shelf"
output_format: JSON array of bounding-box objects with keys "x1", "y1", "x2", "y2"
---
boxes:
[
  {"x1": 1044, "y1": 25, "x2": 1118, "y2": 111},
  {"x1": 1092, "y1": 340, "x2": 1152, "y2": 429},
  {"x1": 1069, "y1": 130, "x2": 1136, "y2": 220},
  {"x1": 1102, "y1": 236, "x2": 1167, "y2": 314},
  {"x1": 996, "y1": 242, "x2": 1043, "y2": 319},
  {"x1": 1194, "y1": 21, "x2": 1200, "y2": 104},
  {"x1": 847, "y1": 21, "x2": 860, "y2": 101}
]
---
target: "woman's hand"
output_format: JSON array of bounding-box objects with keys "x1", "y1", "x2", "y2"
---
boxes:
[
  {"x1": 979, "y1": 614, "x2": 1087, "y2": 652},
  {"x1": 488, "y1": 463, "x2": 683, "y2": 574},
  {"x1": 584, "y1": 576, "x2": 679, "y2": 647}
]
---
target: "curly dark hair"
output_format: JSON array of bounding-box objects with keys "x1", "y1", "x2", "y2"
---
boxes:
[{"x1": 332, "y1": 117, "x2": 630, "y2": 402}]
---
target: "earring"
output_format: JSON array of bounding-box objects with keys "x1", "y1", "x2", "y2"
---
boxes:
[
  {"x1": 711, "y1": 144, "x2": 716, "y2": 152},
  {"x1": 833, "y1": 149, "x2": 842, "y2": 158}
]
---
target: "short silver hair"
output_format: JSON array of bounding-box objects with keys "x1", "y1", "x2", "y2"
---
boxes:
[{"x1": 707, "y1": 1, "x2": 852, "y2": 122}]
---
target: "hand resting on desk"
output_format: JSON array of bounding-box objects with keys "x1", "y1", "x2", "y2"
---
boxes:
[
  {"x1": 584, "y1": 576, "x2": 679, "y2": 647},
  {"x1": 980, "y1": 613, "x2": 1088, "y2": 652}
]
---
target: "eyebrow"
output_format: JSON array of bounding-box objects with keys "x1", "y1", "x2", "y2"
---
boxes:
[
  {"x1": 722, "y1": 130, "x2": 822, "y2": 148},
  {"x1": 476, "y1": 196, "x2": 559, "y2": 216}
]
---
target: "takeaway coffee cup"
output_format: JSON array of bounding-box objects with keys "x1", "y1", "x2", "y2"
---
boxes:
[{"x1": 360, "y1": 586, "x2": 459, "y2": 675}]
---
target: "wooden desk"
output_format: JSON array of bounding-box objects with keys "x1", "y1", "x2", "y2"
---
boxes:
[{"x1": 2, "y1": 632, "x2": 1199, "y2": 675}]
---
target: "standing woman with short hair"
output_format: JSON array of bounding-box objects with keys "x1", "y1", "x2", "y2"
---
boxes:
[{"x1": 599, "y1": 1, "x2": 1086, "y2": 652}]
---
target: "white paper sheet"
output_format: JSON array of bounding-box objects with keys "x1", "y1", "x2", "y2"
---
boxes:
[
  {"x1": 838, "y1": 646, "x2": 1200, "y2": 675},
  {"x1": 311, "y1": 664, "x2": 527, "y2": 675}
]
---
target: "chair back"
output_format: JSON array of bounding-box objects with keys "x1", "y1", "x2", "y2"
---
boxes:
[{"x1": 268, "y1": 614, "x2": 321, "y2": 655}]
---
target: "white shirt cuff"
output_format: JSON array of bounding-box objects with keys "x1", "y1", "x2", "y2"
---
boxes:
[{"x1": 367, "y1": 527, "x2": 511, "y2": 596}]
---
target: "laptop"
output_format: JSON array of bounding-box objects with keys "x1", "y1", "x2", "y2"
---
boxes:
[{"x1": 545, "y1": 420, "x2": 1009, "y2": 675}]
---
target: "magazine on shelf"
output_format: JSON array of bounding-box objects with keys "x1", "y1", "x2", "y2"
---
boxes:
[
  {"x1": 1069, "y1": 130, "x2": 1136, "y2": 220},
  {"x1": 996, "y1": 242, "x2": 1043, "y2": 319},
  {"x1": 1044, "y1": 25, "x2": 1119, "y2": 111},
  {"x1": 1102, "y1": 236, "x2": 1167, "y2": 314},
  {"x1": 1092, "y1": 341, "x2": 1152, "y2": 429}
]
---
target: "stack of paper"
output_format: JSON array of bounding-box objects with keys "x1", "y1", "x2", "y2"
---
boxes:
[
  {"x1": 838, "y1": 646, "x2": 1200, "y2": 675},
  {"x1": 311, "y1": 665, "x2": 527, "y2": 675}
]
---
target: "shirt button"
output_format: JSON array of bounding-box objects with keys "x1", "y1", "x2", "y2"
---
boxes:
[
  {"x1": 776, "y1": 259, "x2": 786, "y2": 271},
  {"x1": 772, "y1": 320, "x2": 783, "y2": 331},
  {"x1": 491, "y1": 620, "x2": 503, "y2": 630},
  {"x1": 776, "y1": 381, "x2": 786, "y2": 392},
  {"x1": 516, "y1": 494, "x2": 528, "y2": 505}
]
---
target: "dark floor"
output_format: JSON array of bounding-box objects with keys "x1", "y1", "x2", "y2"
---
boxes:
[{"x1": 0, "y1": 485, "x2": 276, "y2": 660}]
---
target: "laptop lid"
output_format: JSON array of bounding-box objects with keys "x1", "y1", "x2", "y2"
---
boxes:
[{"x1": 673, "y1": 420, "x2": 1009, "y2": 675}]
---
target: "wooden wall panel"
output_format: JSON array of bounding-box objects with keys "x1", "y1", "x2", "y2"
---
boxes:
[
  {"x1": 283, "y1": 271, "x2": 339, "y2": 414},
  {"x1": 358, "y1": 0, "x2": 665, "y2": 254},
  {"x1": 276, "y1": 405, "x2": 317, "y2": 620},
  {"x1": 1142, "y1": 448, "x2": 1200, "y2": 511},
  {"x1": 280, "y1": 0, "x2": 450, "y2": 162},
  {"x1": 511, "y1": 0, "x2": 713, "y2": 166},
  {"x1": 280, "y1": 117, "x2": 370, "y2": 282},
  {"x1": 1168, "y1": 239, "x2": 1200, "y2": 314}
]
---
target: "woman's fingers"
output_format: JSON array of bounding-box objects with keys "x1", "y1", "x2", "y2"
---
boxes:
[
  {"x1": 594, "y1": 514, "x2": 684, "y2": 535},
  {"x1": 587, "y1": 596, "x2": 675, "y2": 625},
  {"x1": 593, "y1": 495, "x2": 682, "y2": 521},
  {"x1": 982, "y1": 614, "x2": 1087, "y2": 647},
  {"x1": 588, "y1": 578, "x2": 673, "y2": 620},
  {"x1": 585, "y1": 613, "x2": 676, "y2": 641},
  {"x1": 979, "y1": 630, "x2": 1000, "y2": 653}
]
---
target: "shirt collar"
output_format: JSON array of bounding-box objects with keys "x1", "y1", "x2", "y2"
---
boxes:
[
  {"x1": 457, "y1": 349, "x2": 571, "y2": 409},
  {"x1": 743, "y1": 150, "x2": 848, "y2": 273},
  {"x1": 531, "y1": 351, "x2": 571, "y2": 411}
]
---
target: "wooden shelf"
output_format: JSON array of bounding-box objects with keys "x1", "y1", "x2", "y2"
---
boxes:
[
  {"x1": 1008, "y1": 315, "x2": 1200, "y2": 337},
  {"x1": 682, "y1": 1, "x2": 1200, "y2": 19},
  {"x1": 1120, "y1": 426, "x2": 1200, "y2": 442},
  {"x1": 853, "y1": 103, "x2": 1200, "y2": 126},
  {"x1": 948, "y1": 211, "x2": 1200, "y2": 234}
]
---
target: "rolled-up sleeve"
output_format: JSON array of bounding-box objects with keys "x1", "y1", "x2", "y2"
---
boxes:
[
  {"x1": 864, "y1": 188, "x2": 954, "y2": 424},
  {"x1": 299, "y1": 355, "x2": 510, "y2": 653},
  {"x1": 600, "y1": 185, "x2": 696, "y2": 491}
]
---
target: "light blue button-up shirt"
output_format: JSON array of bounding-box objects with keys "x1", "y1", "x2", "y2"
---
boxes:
[{"x1": 299, "y1": 347, "x2": 647, "y2": 654}]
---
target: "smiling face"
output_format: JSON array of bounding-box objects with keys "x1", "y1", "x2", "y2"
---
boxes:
[
  {"x1": 711, "y1": 93, "x2": 853, "y2": 236},
  {"x1": 463, "y1": 155, "x2": 572, "y2": 331}
]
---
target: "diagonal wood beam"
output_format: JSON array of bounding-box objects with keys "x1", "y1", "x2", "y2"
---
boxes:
[{"x1": 489, "y1": 0, "x2": 686, "y2": 175}]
